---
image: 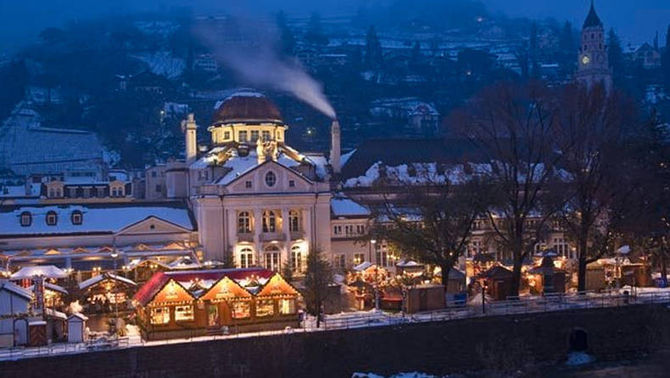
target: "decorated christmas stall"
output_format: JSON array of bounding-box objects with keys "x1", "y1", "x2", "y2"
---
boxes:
[{"x1": 133, "y1": 268, "x2": 300, "y2": 340}]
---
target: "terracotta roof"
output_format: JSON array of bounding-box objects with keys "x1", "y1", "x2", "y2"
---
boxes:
[{"x1": 213, "y1": 92, "x2": 283, "y2": 124}]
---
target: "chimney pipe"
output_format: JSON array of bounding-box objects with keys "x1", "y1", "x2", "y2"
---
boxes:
[
  {"x1": 182, "y1": 113, "x2": 197, "y2": 165},
  {"x1": 330, "y1": 119, "x2": 341, "y2": 175}
]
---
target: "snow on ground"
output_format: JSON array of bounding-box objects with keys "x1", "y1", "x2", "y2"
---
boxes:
[{"x1": 131, "y1": 52, "x2": 185, "y2": 79}]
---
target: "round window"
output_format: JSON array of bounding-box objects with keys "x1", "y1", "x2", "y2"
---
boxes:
[{"x1": 265, "y1": 171, "x2": 277, "y2": 187}]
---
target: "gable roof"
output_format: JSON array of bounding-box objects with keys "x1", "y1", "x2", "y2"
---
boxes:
[
  {"x1": 331, "y1": 194, "x2": 371, "y2": 218},
  {"x1": 0, "y1": 280, "x2": 33, "y2": 300},
  {"x1": 0, "y1": 202, "x2": 195, "y2": 238},
  {"x1": 133, "y1": 268, "x2": 275, "y2": 306},
  {"x1": 340, "y1": 138, "x2": 483, "y2": 180}
]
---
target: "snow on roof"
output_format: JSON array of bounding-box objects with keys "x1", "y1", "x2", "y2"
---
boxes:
[
  {"x1": 11, "y1": 265, "x2": 67, "y2": 279},
  {"x1": 331, "y1": 195, "x2": 370, "y2": 217},
  {"x1": 29, "y1": 282, "x2": 68, "y2": 295},
  {"x1": 344, "y1": 161, "x2": 494, "y2": 188},
  {"x1": 0, "y1": 203, "x2": 194, "y2": 236},
  {"x1": 79, "y1": 273, "x2": 137, "y2": 290},
  {"x1": 44, "y1": 308, "x2": 67, "y2": 320},
  {"x1": 0, "y1": 102, "x2": 105, "y2": 177},
  {"x1": 353, "y1": 261, "x2": 373, "y2": 271},
  {"x1": 0, "y1": 280, "x2": 33, "y2": 300},
  {"x1": 68, "y1": 312, "x2": 88, "y2": 321},
  {"x1": 340, "y1": 149, "x2": 356, "y2": 168}
]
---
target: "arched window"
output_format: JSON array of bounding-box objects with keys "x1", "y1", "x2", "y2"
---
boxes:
[
  {"x1": 20, "y1": 211, "x2": 32, "y2": 227},
  {"x1": 71, "y1": 210, "x2": 83, "y2": 225},
  {"x1": 289, "y1": 210, "x2": 300, "y2": 232},
  {"x1": 239, "y1": 247, "x2": 254, "y2": 268},
  {"x1": 265, "y1": 171, "x2": 276, "y2": 187},
  {"x1": 46, "y1": 211, "x2": 58, "y2": 226},
  {"x1": 291, "y1": 245, "x2": 302, "y2": 272},
  {"x1": 237, "y1": 211, "x2": 251, "y2": 233},
  {"x1": 264, "y1": 245, "x2": 280, "y2": 271},
  {"x1": 262, "y1": 210, "x2": 276, "y2": 233}
]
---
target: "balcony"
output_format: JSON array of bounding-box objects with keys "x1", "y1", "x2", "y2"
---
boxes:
[
  {"x1": 237, "y1": 233, "x2": 254, "y2": 242},
  {"x1": 259, "y1": 232, "x2": 286, "y2": 242},
  {"x1": 289, "y1": 231, "x2": 304, "y2": 241}
]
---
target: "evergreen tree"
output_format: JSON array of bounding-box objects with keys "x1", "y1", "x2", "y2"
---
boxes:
[
  {"x1": 607, "y1": 28, "x2": 625, "y2": 85},
  {"x1": 529, "y1": 22, "x2": 540, "y2": 78},
  {"x1": 305, "y1": 12, "x2": 328, "y2": 46},
  {"x1": 663, "y1": 25, "x2": 670, "y2": 91},
  {"x1": 365, "y1": 25, "x2": 383, "y2": 69},
  {"x1": 276, "y1": 10, "x2": 296, "y2": 55},
  {"x1": 558, "y1": 21, "x2": 576, "y2": 76},
  {"x1": 303, "y1": 247, "x2": 332, "y2": 328}
]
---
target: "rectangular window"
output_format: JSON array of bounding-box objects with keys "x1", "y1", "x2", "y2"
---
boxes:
[
  {"x1": 150, "y1": 307, "x2": 170, "y2": 325},
  {"x1": 333, "y1": 225, "x2": 342, "y2": 235},
  {"x1": 239, "y1": 131, "x2": 248, "y2": 142},
  {"x1": 262, "y1": 130, "x2": 271, "y2": 141},
  {"x1": 353, "y1": 253, "x2": 364, "y2": 265},
  {"x1": 232, "y1": 301, "x2": 250, "y2": 319},
  {"x1": 175, "y1": 305, "x2": 194, "y2": 322},
  {"x1": 151, "y1": 171, "x2": 157, "y2": 177},
  {"x1": 240, "y1": 252, "x2": 253, "y2": 268},
  {"x1": 289, "y1": 180, "x2": 295, "y2": 187},
  {"x1": 356, "y1": 225, "x2": 365, "y2": 234},
  {"x1": 337, "y1": 255, "x2": 346, "y2": 269},
  {"x1": 245, "y1": 180, "x2": 252, "y2": 188},
  {"x1": 256, "y1": 299, "x2": 274, "y2": 317},
  {"x1": 224, "y1": 131, "x2": 231, "y2": 140},
  {"x1": 155, "y1": 184, "x2": 162, "y2": 193},
  {"x1": 251, "y1": 130, "x2": 259, "y2": 141},
  {"x1": 279, "y1": 299, "x2": 296, "y2": 315}
]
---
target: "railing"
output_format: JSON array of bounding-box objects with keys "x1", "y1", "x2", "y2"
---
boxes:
[
  {"x1": 2, "y1": 290, "x2": 670, "y2": 361},
  {"x1": 321, "y1": 290, "x2": 670, "y2": 331}
]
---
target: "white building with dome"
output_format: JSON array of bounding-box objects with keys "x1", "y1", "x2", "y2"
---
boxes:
[{"x1": 166, "y1": 90, "x2": 369, "y2": 273}]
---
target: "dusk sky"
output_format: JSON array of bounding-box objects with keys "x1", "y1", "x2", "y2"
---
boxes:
[{"x1": 1, "y1": 0, "x2": 669, "y2": 54}]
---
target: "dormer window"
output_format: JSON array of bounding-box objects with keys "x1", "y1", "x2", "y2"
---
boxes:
[
  {"x1": 71, "y1": 210, "x2": 83, "y2": 225},
  {"x1": 245, "y1": 180, "x2": 252, "y2": 189},
  {"x1": 265, "y1": 171, "x2": 276, "y2": 187},
  {"x1": 46, "y1": 211, "x2": 58, "y2": 226},
  {"x1": 20, "y1": 211, "x2": 32, "y2": 227}
]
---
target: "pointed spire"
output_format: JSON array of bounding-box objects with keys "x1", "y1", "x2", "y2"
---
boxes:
[{"x1": 583, "y1": 0, "x2": 603, "y2": 28}]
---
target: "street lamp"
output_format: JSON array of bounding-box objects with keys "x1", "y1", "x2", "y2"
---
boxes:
[{"x1": 110, "y1": 250, "x2": 119, "y2": 336}]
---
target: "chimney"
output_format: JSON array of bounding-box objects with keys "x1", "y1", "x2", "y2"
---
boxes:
[
  {"x1": 330, "y1": 119, "x2": 341, "y2": 175},
  {"x1": 182, "y1": 113, "x2": 197, "y2": 165}
]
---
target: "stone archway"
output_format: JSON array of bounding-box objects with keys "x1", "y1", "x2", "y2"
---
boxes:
[{"x1": 569, "y1": 328, "x2": 589, "y2": 352}]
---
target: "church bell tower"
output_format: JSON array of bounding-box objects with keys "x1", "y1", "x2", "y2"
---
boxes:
[{"x1": 575, "y1": 0, "x2": 612, "y2": 91}]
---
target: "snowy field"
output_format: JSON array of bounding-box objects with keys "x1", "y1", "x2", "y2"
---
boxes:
[{"x1": 2, "y1": 288, "x2": 670, "y2": 361}]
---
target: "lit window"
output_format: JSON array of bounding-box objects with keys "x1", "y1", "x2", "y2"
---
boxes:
[
  {"x1": 291, "y1": 245, "x2": 302, "y2": 272},
  {"x1": 239, "y1": 248, "x2": 254, "y2": 268},
  {"x1": 237, "y1": 211, "x2": 252, "y2": 233},
  {"x1": 71, "y1": 210, "x2": 83, "y2": 225},
  {"x1": 280, "y1": 299, "x2": 296, "y2": 315},
  {"x1": 46, "y1": 211, "x2": 58, "y2": 226},
  {"x1": 289, "y1": 210, "x2": 300, "y2": 232},
  {"x1": 353, "y1": 253, "x2": 364, "y2": 265},
  {"x1": 20, "y1": 211, "x2": 32, "y2": 227},
  {"x1": 262, "y1": 210, "x2": 276, "y2": 233},
  {"x1": 264, "y1": 246, "x2": 280, "y2": 271},
  {"x1": 256, "y1": 299, "x2": 275, "y2": 317},
  {"x1": 265, "y1": 171, "x2": 276, "y2": 187},
  {"x1": 232, "y1": 301, "x2": 250, "y2": 319},
  {"x1": 175, "y1": 305, "x2": 194, "y2": 322},
  {"x1": 150, "y1": 307, "x2": 170, "y2": 325}
]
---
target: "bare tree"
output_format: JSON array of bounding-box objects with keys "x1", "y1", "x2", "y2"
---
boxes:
[
  {"x1": 552, "y1": 83, "x2": 635, "y2": 292},
  {"x1": 374, "y1": 166, "x2": 492, "y2": 286},
  {"x1": 452, "y1": 81, "x2": 561, "y2": 297}
]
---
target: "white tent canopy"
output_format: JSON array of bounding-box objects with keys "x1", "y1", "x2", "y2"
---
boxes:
[{"x1": 11, "y1": 265, "x2": 68, "y2": 280}]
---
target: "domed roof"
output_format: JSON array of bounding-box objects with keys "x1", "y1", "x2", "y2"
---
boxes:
[{"x1": 212, "y1": 91, "x2": 283, "y2": 124}]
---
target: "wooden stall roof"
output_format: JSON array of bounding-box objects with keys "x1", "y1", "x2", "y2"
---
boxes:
[
  {"x1": 134, "y1": 268, "x2": 276, "y2": 306},
  {"x1": 256, "y1": 273, "x2": 300, "y2": 297}
]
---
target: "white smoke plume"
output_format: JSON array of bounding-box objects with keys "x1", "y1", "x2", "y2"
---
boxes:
[{"x1": 194, "y1": 17, "x2": 336, "y2": 119}]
